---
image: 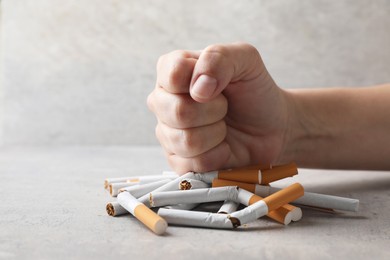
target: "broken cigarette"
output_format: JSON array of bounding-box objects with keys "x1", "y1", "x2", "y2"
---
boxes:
[
  {"x1": 106, "y1": 180, "x2": 172, "y2": 218},
  {"x1": 145, "y1": 186, "x2": 239, "y2": 208},
  {"x1": 119, "y1": 179, "x2": 171, "y2": 197},
  {"x1": 117, "y1": 192, "x2": 167, "y2": 235},
  {"x1": 194, "y1": 162, "x2": 297, "y2": 185},
  {"x1": 138, "y1": 172, "x2": 197, "y2": 205},
  {"x1": 212, "y1": 179, "x2": 359, "y2": 212},
  {"x1": 218, "y1": 200, "x2": 240, "y2": 214},
  {"x1": 109, "y1": 182, "x2": 139, "y2": 197},
  {"x1": 179, "y1": 179, "x2": 209, "y2": 190},
  {"x1": 236, "y1": 186, "x2": 301, "y2": 224},
  {"x1": 158, "y1": 183, "x2": 304, "y2": 228},
  {"x1": 104, "y1": 174, "x2": 176, "y2": 189},
  {"x1": 106, "y1": 201, "x2": 128, "y2": 217},
  {"x1": 109, "y1": 176, "x2": 176, "y2": 197}
]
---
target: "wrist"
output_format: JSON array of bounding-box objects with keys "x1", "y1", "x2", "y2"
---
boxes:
[{"x1": 276, "y1": 88, "x2": 334, "y2": 167}]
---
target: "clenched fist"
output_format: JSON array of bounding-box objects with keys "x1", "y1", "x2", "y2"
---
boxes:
[{"x1": 147, "y1": 42, "x2": 292, "y2": 174}]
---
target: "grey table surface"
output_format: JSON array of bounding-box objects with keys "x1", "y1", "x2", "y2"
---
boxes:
[{"x1": 0, "y1": 146, "x2": 389, "y2": 260}]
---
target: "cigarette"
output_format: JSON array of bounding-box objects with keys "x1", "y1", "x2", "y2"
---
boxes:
[
  {"x1": 236, "y1": 187, "x2": 298, "y2": 225},
  {"x1": 218, "y1": 200, "x2": 239, "y2": 214},
  {"x1": 145, "y1": 186, "x2": 239, "y2": 208},
  {"x1": 105, "y1": 180, "x2": 172, "y2": 218},
  {"x1": 104, "y1": 175, "x2": 176, "y2": 189},
  {"x1": 228, "y1": 183, "x2": 304, "y2": 227},
  {"x1": 109, "y1": 182, "x2": 139, "y2": 197},
  {"x1": 138, "y1": 172, "x2": 197, "y2": 204},
  {"x1": 234, "y1": 163, "x2": 272, "y2": 171},
  {"x1": 194, "y1": 162, "x2": 297, "y2": 185},
  {"x1": 110, "y1": 176, "x2": 176, "y2": 197},
  {"x1": 261, "y1": 186, "x2": 359, "y2": 212},
  {"x1": 158, "y1": 183, "x2": 304, "y2": 229},
  {"x1": 119, "y1": 179, "x2": 171, "y2": 197},
  {"x1": 179, "y1": 179, "x2": 209, "y2": 190},
  {"x1": 106, "y1": 201, "x2": 128, "y2": 217},
  {"x1": 212, "y1": 178, "x2": 359, "y2": 212},
  {"x1": 117, "y1": 192, "x2": 167, "y2": 235},
  {"x1": 158, "y1": 208, "x2": 233, "y2": 229}
]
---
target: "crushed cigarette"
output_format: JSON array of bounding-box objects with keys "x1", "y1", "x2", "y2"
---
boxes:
[{"x1": 103, "y1": 162, "x2": 360, "y2": 235}]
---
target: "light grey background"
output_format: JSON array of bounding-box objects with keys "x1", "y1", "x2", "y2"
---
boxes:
[{"x1": 1, "y1": 0, "x2": 389, "y2": 145}]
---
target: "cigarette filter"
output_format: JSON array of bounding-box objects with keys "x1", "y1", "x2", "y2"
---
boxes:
[
  {"x1": 195, "y1": 162, "x2": 297, "y2": 185},
  {"x1": 119, "y1": 179, "x2": 171, "y2": 198},
  {"x1": 117, "y1": 192, "x2": 167, "y2": 235},
  {"x1": 218, "y1": 200, "x2": 240, "y2": 214},
  {"x1": 233, "y1": 163, "x2": 272, "y2": 171},
  {"x1": 212, "y1": 178, "x2": 358, "y2": 212},
  {"x1": 145, "y1": 186, "x2": 238, "y2": 208},
  {"x1": 106, "y1": 201, "x2": 127, "y2": 217}
]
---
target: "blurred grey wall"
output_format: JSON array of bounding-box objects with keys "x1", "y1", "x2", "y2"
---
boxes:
[{"x1": 1, "y1": 0, "x2": 389, "y2": 145}]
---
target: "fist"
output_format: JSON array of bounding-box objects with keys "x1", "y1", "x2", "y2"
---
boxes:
[{"x1": 148, "y1": 43, "x2": 288, "y2": 174}]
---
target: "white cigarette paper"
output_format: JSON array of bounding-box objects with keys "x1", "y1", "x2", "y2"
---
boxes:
[
  {"x1": 218, "y1": 200, "x2": 240, "y2": 214},
  {"x1": 158, "y1": 208, "x2": 233, "y2": 229},
  {"x1": 119, "y1": 179, "x2": 171, "y2": 197},
  {"x1": 106, "y1": 180, "x2": 172, "y2": 218},
  {"x1": 146, "y1": 186, "x2": 239, "y2": 208},
  {"x1": 158, "y1": 199, "x2": 269, "y2": 229},
  {"x1": 106, "y1": 201, "x2": 127, "y2": 217},
  {"x1": 255, "y1": 185, "x2": 359, "y2": 212},
  {"x1": 179, "y1": 179, "x2": 209, "y2": 190},
  {"x1": 158, "y1": 183, "x2": 304, "y2": 228},
  {"x1": 109, "y1": 182, "x2": 139, "y2": 197},
  {"x1": 117, "y1": 192, "x2": 167, "y2": 235},
  {"x1": 104, "y1": 174, "x2": 176, "y2": 189},
  {"x1": 138, "y1": 172, "x2": 197, "y2": 204}
]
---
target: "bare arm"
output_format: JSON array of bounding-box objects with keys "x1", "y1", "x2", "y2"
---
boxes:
[
  {"x1": 148, "y1": 42, "x2": 390, "y2": 173},
  {"x1": 282, "y1": 84, "x2": 390, "y2": 170}
]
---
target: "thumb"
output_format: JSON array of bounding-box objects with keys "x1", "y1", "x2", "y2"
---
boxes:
[{"x1": 190, "y1": 42, "x2": 264, "y2": 103}]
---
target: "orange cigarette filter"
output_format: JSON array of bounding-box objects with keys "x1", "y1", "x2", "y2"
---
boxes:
[
  {"x1": 260, "y1": 162, "x2": 298, "y2": 184},
  {"x1": 218, "y1": 168, "x2": 259, "y2": 184},
  {"x1": 213, "y1": 179, "x2": 257, "y2": 193},
  {"x1": 134, "y1": 204, "x2": 167, "y2": 235},
  {"x1": 117, "y1": 192, "x2": 167, "y2": 235},
  {"x1": 234, "y1": 163, "x2": 272, "y2": 171},
  {"x1": 217, "y1": 162, "x2": 297, "y2": 184},
  {"x1": 262, "y1": 183, "x2": 304, "y2": 212},
  {"x1": 213, "y1": 179, "x2": 301, "y2": 225}
]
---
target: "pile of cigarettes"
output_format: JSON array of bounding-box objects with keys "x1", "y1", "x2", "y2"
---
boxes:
[{"x1": 104, "y1": 163, "x2": 359, "y2": 235}]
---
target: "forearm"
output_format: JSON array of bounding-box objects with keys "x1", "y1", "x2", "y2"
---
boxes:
[{"x1": 281, "y1": 84, "x2": 390, "y2": 170}]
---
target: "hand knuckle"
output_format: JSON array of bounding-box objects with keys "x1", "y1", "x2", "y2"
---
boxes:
[
  {"x1": 173, "y1": 98, "x2": 194, "y2": 127},
  {"x1": 180, "y1": 129, "x2": 196, "y2": 151}
]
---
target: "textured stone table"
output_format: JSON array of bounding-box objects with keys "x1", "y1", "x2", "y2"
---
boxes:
[{"x1": 0, "y1": 146, "x2": 389, "y2": 260}]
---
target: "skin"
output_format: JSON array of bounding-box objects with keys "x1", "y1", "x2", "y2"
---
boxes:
[{"x1": 147, "y1": 42, "x2": 390, "y2": 174}]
